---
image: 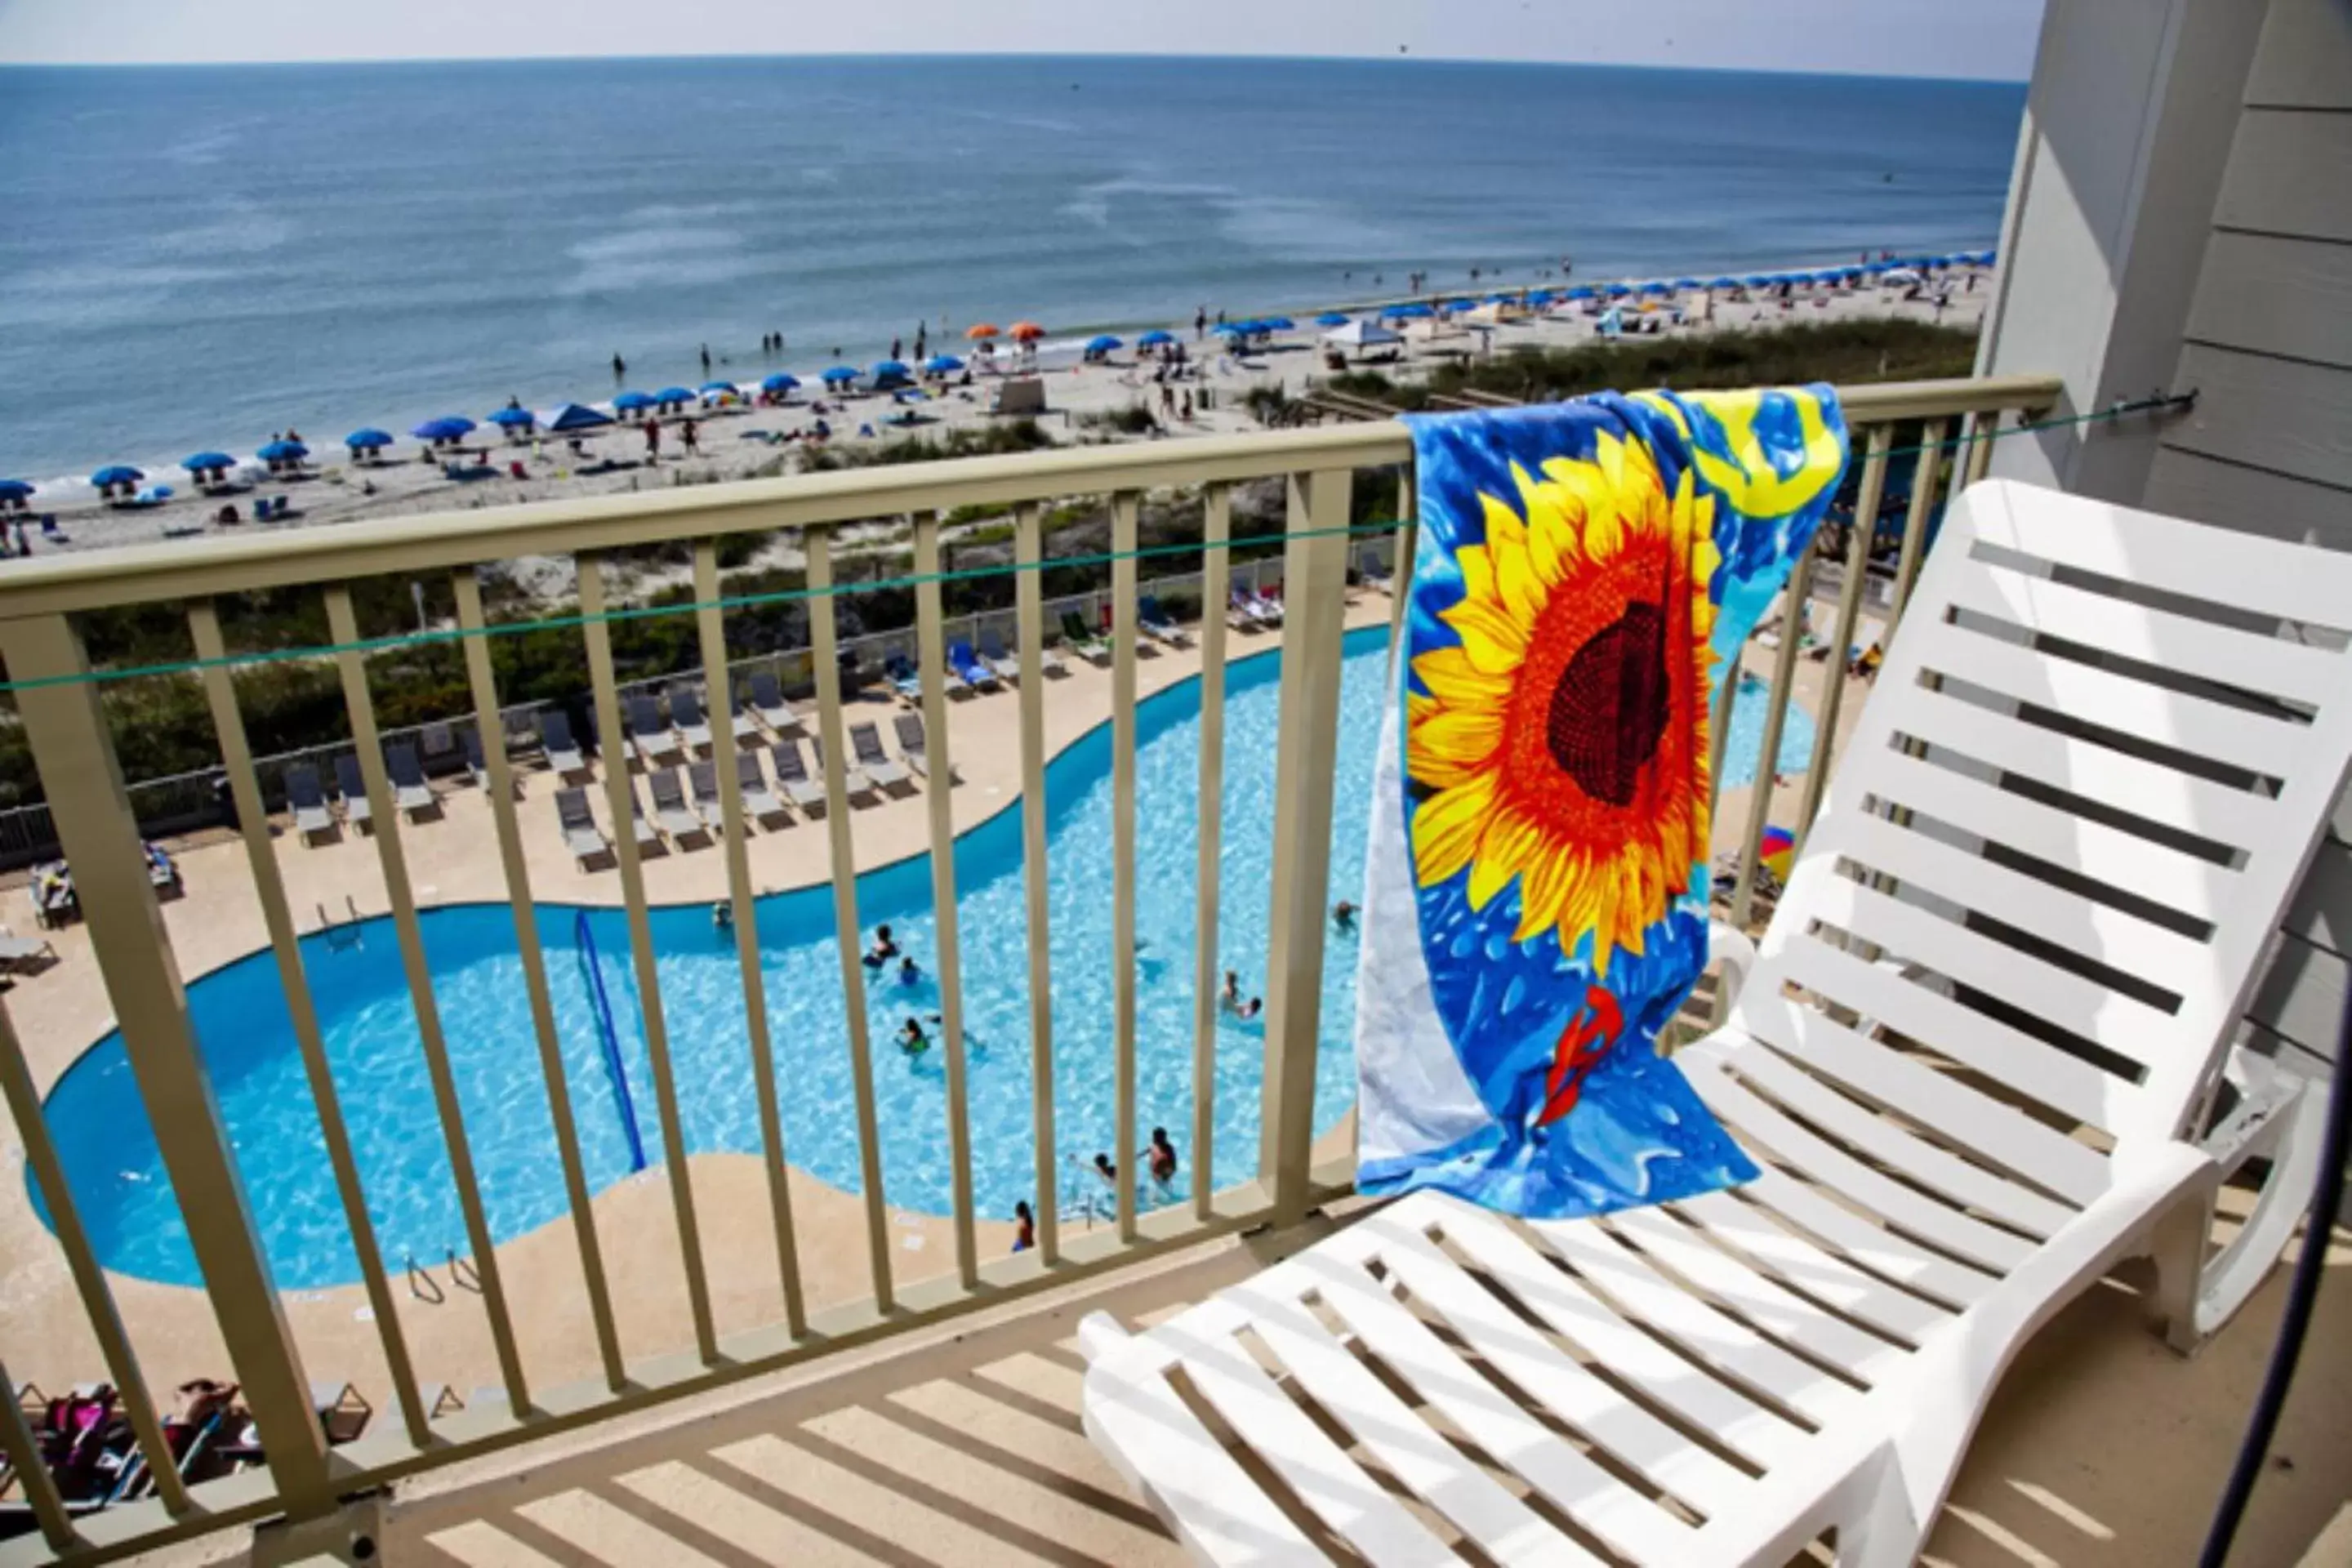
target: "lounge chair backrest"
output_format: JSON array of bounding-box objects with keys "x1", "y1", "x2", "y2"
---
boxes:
[
  {"x1": 555, "y1": 787, "x2": 594, "y2": 829},
  {"x1": 649, "y1": 768, "x2": 688, "y2": 808},
  {"x1": 1061, "y1": 610, "x2": 1088, "y2": 641},
  {"x1": 462, "y1": 728, "x2": 486, "y2": 768},
  {"x1": 333, "y1": 754, "x2": 366, "y2": 798},
  {"x1": 772, "y1": 741, "x2": 809, "y2": 782},
  {"x1": 386, "y1": 743, "x2": 424, "y2": 784},
  {"x1": 750, "y1": 671, "x2": 782, "y2": 707},
  {"x1": 1741, "y1": 480, "x2": 2352, "y2": 1160},
  {"x1": 672, "y1": 688, "x2": 705, "y2": 728},
  {"x1": 850, "y1": 722, "x2": 889, "y2": 764},
  {"x1": 629, "y1": 694, "x2": 663, "y2": 735},
  {"x1": 541, "y1": 711, "x2": 576, "y2": 751},
  {"x1": 979, "y1": 628, "x2": 1009, "y2": 661},
  {"x1": 689, "y1": 760, "x2": 719, "y2": 800},
  {"x1": 286, "y1": 763, "x2": 324, "y2": 806},
  {"x1": 947, "y1": 640, "x2": 977, "y2": 668},
  {"x1": 736, "y1": 751, "x2": 767, "y2": 791},
  {"x1": 893, "y1": 712, "x2": 926, "y2": 752}
]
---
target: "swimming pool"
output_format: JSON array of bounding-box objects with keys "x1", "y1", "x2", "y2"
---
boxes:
[{"x1": 35, "y1": 630, "x2": 1814, "y2": 1290}]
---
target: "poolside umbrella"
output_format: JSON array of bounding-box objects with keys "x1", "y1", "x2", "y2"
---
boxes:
[
  {"x1": 820, "y1": 365, "x2": 859, "y2": 385},
  {"x1": 546, "y1": 403, "x2": 612, "y2": 432},
  {"x1": 760, "y1": 372, "x2": 801, "y2": 394},
  {"x1": 345, "y1": 428, "x2": 394, "y2": 458},
  {"x1": 1009, "y1": 321, "x2": 1045, "y2": 341},
  {"x1": 486, "y1": 408, "x2": 535, "y2": 430},
  {"x1": 921, "y1": 354, "x2": 964, "y2": 375},
  {"x1": 181, "y1": 451, "x2": 234, "y2": 476},
  {"x1": 965, "y1": 323, "x2": 1000, "y2": 341},
  {"x1": 612, "y1": 390, "x2": 655, "y2": 413},
  {"x1": 1137, "y1": 329, "x2": 1177, "y2": 346},
  {"x1": 1085, "y1": 334, "x2": 1122, "y2": 354},
  {"x1": 1314, "y1": 312, "x2": 1351, "y2": 328}
]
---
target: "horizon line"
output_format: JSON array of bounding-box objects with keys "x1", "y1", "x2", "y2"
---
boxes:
[{"x1": 0, "y1": 49, "x2": 2030, "y2": 86}]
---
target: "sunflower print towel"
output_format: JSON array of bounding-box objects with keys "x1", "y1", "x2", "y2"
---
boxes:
[{"x1": 1352, "y1": 386, "x2": 1847, "y2": 1218}]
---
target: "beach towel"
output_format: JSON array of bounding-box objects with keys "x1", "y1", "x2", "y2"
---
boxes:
[{"x1": 1353, "y1": 385, "x2": 1847, "y2": 1218}]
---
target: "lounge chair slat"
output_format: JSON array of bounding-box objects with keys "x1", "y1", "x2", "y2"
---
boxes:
[
  {"x1": 1729, "y1": 1165, "x2": 2001, "y2": 1310},
  {"x1": 1668, "y1": 1189, "x2": 1957, "y2": 1345}
]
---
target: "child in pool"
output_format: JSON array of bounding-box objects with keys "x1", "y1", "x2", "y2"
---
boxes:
[
  {"x1": 898, "y1": 955, "x2": 924, "y2": 987},
  {"x1": 863, "y1": 924, "x2": 900, "y2": 969},
  {"x1": 899, "y1": 1017, "x2": 931, "y2": 1056}
]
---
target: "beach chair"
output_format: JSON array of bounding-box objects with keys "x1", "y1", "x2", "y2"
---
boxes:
[
  {"x1": 646, "y1": 767, "x2": 703, "y2": 841},
  {"x1": 668, "y1": 688, "x2": 714, "y2": 754},
  {"x1": 332, "y1": 755, "x2": 372, "y2": 831},
  {"x1": 735, "y1": 750, "x2": 786, "y2": 826},
  {"x1": 384, "y1": 743, "x2": 434, "y2": 820},
  {"x1": 981, "y1": 626, "x2": 1060, "y2": 680},
  {"x1": 460, "y1": 728, "x2": 494, "y2": 793},
  {"x1": 553, "y1": 788, "x2": 608, "y2": 868},
  {"x1": 1223, "y1": 587, "x2": 1258, "y2": 632},
  {"x1": 1359, "y1": 544, "x2": 1395, "y2": 595},
  {"x1": 947, "y1": 639, "x2": 1001, "y2": 693},
  {"x1": 813, "y1": 734, "x2": 878, "y2": 804},
  {"x1": 626, "y1": 785, "x2": 662, "y2": 853},
  {"x1": 747, "y1": 671, "x2": 801, "y2": 736},
  {"x1": 886, "y1": 651, "x2": 956, "y2": 703},
  {"x1": 284, "y1": 764, "x2": 334, "y2": 844},
  {"x1": 1138, "y1": 595, "x2": 1195, "y2": 648},
  {"x1": 1077, "y1": 481, "x2": 2352, "y2": 1568},
  {"x1": 849, "y1": 721, "x2": 914, "y2": 794},
  {"x1": 1059, "y1": 609, "x2": 1113, "y2": 666},
  {"x1": 421, "y1": 722, "x2": 459, "y2": 773},
  {"x1": 0, "y1": 926, "x2": 57, "y2": 973},
  {"x1": 893, "y1": 710, "x2": 958, "y2": 785},
  {"x1": 688, "y1": 760, "x2": 729, "y2": 832},
  {"x1": 626, "y1": 693, "x2": 677, "y2": 767},
  {"x1": 769, "y1": 740, "x2": 828, "y2": 815},
  {"x1": 719, "y1": 684, "x2": 761, "y2": 745},
  {"x1": 539, "y1": 711, "x2": 588, "y2": 780}
]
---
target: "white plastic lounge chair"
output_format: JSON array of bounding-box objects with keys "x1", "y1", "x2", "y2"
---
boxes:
[
  {"x1": 747, "y1": 670, "x2": 800, "y2": 736},
  {"x1": 647, "y1": 767, "x2": 703, "y2": 840},
  {"x1": 1079, "y1": 480, "x2": 2352, "y2": 1568},
  {"x1": 332, "y1": 755, "x2": 372, "y2": 831},
  {"x1": 735, "y1": 750, "x2": 786, "y2": 824},
  {"x1": 0, "y1": 927, "x2": 57, "y2": 973},
  {"x1": 669, "y1": 688, "x2": 714, "y2": 755},
  {"x1": 553, "y1": 787, "x2": 608, "y2": 867},
  {"x1": 769, "y1": 740, "x2": 827, "y2": 814},
  {"x1": 688, "y1": 760, "x2": 728, "y2": 832},
  {"x1": 849, "y1": 721, "x2": 913, "y2": 794},
  {"x1": 627, "y1": 694, "x2": 676, "y2": 767},
  {"x1": 539, "y1": 711, "x2": 588, "y2": 780},
  {"x1": 284, "y1": 764, "x2": 333, "y2": 843},
  {"x1": 385, "y1": 743, "x2": 434, "y2": 820}
]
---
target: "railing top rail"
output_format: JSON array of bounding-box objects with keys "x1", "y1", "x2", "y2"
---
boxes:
[{"x1": 0, "y1": 374, "x2": 2059, "y2": 622}]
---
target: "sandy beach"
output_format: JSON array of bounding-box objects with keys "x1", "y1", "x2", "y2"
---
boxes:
[{"x1": 5, "y1": 272, "x2": 1988, "y2": 563}]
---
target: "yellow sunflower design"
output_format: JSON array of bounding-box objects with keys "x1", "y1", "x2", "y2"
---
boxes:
[{"x1": 1408, "y1": 430, "x2": 1719, "y2": 974}]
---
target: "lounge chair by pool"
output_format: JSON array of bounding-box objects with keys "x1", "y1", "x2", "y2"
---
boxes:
[
  {"x1": 947, "y1": 639, "x2": 1002, "y2": 692},
  {"x1": 627, "y1": 694, "x2": 676, "y2": 767},
  {"x1": 385, "y1": 744, "x2": 434, "y2": 820},
  {"x1": 626, "y1": 784, "x2": 661, "y2": 852},
  {"x1": 849, "y1": 721, "x2": 914, "y2": 794},
  {"x1": 688, "y1": 760, "x2": 728, "y2": 831},
  {"x1": 746, "y1": 671, "x2": 800, "y2": 736},
  {"x1": 1138, "y1": 595, "x2": 1195, "y2": 648},
  {"x1": 981, "y1": 626, "x2": 1059, "y2": 679},
  {"x1": 670, "y1": 688, "x2": 714, "y2": 754},
  {"x1": 647, "y1": 767, "x2": 703, "y2": 840},
  {"x1": 812, "y1": 734, "x2": 879, "y2": 804},
  {"x1": 769, "y1": 740, "x2": 827, "y2": 813},
  {"x1": 1058, "y1": 610, "x2": 1112, "y2": 666},
  {"x1": 539, "y1": 711, "x2": 588, "y2": 779},
  {"x1": 332, "y1": 754, "x2": 372, "y2": 831},
  {"x1": 0, "y1": 927, "x2": 58, "y2": 973},
  {"x1": 553, "y1": 787, "x2": 608, "y2": 867},
  {"x1": 735, "y1": 750, "x2": 786, "y2": 824},
  {"x1": 285, "y1": 764, "x2": 334, "y2": 843}
]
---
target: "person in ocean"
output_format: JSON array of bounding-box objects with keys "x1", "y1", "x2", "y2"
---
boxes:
[
  {"x1": 863, "y1": 924, "x2": 899, "y2": 969},
  {"x1": 898, "y1": 955, "x2": 923, "y2": 987},
  {"x1": 1146, "y1": 1127, "x2": 1178, "y2": 1186},
  {"x1": 612, "y1": 352, "x2": 626, "y2": 380},
  {"x1": 899, "y1": 1017, "x2": 931, "y2": 1057},
  {"x1": 1012, "y1": 1200, "x2": 1034, "y2": 1253}
]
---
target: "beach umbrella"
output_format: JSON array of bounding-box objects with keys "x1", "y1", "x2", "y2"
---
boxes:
[
  {"x1": 700, "y1": 380, "x2": 738, "y2": 395},
  {"x1": 922, "y1": 354, "x2": 964, "y2": 375},
  {"x1": 965, "y1": 323, "x2": 1001, "y2": 341},
  {"x1": 1261, "y1": 316, "x2": 1295, "y2": 332},
  {"x1": 1605, "y1": 283, "x2": 1633, "y2": 297},
  {"x1": 1137, "y1": 328, "x2": 1177, "y2": 346},
  {"x1": 1707, "y1": 276, "x2": 1739, "y2": 289},
  {"x1": 653, "y1": 386, "x2": 693, "y2": 408},
  {"x1": 760, "y1": 372, "x2": 801, "y2": 394},
  {"x1": 181, "y1": 451, "x2": 235, "y2": 474},
  {"x1": 413, "y1": 416, "x2": 474, "y2": 441},
  {"x1": 91, "y1": 465, "x2": 145, "y2": 487},
  {"x1": 1673, "y1": 277, "x2": 1701, "y2": 290},
  {"x1": 1638, "y1": 281, "x2": 1671, "y2": 296},
  {"x1": 1211, "y1": 321, "x2": 1249, "y2": 337},
  {"x1": 546, "y1": 403, "x2": 612, "y2": 432},
  {"x1": 1564, "y1": 285, "x2": 1596, "y2": 300},
  {"x1": 1758, "y1": 825, "x2": 1797, "y2": 883},
  {"x1": 820, "y1": 365, "x2": 859, "y2": 385},
  {"x1": 1928, "y1": 254, "x2": 1954, "y2": 268},
  {"x1": 871, "y1": 359, "x2": 911, "y2": 380},
  {"x1": 1743, "y1": 274, "x2": 1775, "y2": 287},
  {"x1": 1399, "y1": 302, "x2": 1437, "y2": 319},
  {"x1": 1313, "y1": 312, "x2": 1351, "y2": 328},
  {"x1": 1526, "y1": 290, "x2": 1555, "y2": 305},
  {"x1": 345, "y1": 428, "x2": 394, "y2": 452},
  {"x1": 0, "y1": 479, "x2": 35, "y2": 501},
  {"x1": 1009, "y1": 321, "x2": 1045, "y2": 341},
  {"x1": 612, "y1": 390, "x2": 655, "y2": 412},
  {"x1": 486, "y1": 408, "x2": 535, "y2": 430},
  {"x1": 1085, "y1": 334, "x2": 1122, "y2": 353}
]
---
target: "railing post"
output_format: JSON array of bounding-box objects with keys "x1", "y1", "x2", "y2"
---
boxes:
[
  {"x1": 0, "y1": 612, "x2": 335, "y2": 1513},
  {"x1": 1258, "y1": 468, "x2": 1352, "y2": 1227}
]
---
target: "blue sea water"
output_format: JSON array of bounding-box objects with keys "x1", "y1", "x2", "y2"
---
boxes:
[
  {"x1": 35, "y1": 633, "x2": 1813, "y2": 1290},
  {"x1": 0, "y1": 56, "x2": 2021, "y2": 481}
]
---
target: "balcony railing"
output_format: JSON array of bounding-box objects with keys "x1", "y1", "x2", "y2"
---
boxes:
[{"x1": 0, "y1": 372, "x2": 2057, "y2": 1564}]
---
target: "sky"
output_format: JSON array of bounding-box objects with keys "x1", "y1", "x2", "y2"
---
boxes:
[{"x1": 0, "y1": 0, "x2": 2045, "y2": 80}]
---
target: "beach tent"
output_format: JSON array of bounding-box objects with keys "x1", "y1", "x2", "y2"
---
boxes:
[
  {"x1": 1137, "y1": 329, "x2": 1177, "y2": 347},
  {"x1": 1321, "y1": 318, "x2": 1402, "y2": 350},
  {"x1": 546, "y1": 403, "x2": 612, "y2": 433},
  {"x1": 1882, "y1": 268, "x2": 1924, "y2": 287},
  {"x1": 871, "y1": 360, "x2": 912, "y2": 387},
  {"x1": 760, "y1": 372, "x2": 800, "y2": 394},
  {"x1": 1465, "y1": 301, "x2": 1525, "y2": 327},
  {"x1": 921, "y1": 354, "x2": 964, "y2": 376},
  {"x1": 612, "y1": 390, "x2": 655, "y2": 412},
  {"x1": 1313, "y1": 312, "x2": 1350, "y2": 328}
]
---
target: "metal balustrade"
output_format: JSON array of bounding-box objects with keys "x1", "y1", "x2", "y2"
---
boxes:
[{"x1": 0, "y1": 373, "x2": 2057, "y2": 1564}]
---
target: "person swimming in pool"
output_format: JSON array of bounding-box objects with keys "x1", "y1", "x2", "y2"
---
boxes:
[
  {"x1": 1093, "y1": 1152, "x2": 1117, "y2": 1188},
  {"x1": 1219, "y1": 969, "x2": 1244, "y2": 1014},
  {"x1": 899, "y1": 1017, "x2": 931, "y2": 1056},
  {"x1": 898, "y1": 955, "x2": 924, "y2": 987},
  {"x1": 711, "y1": 900, "x2": 733, "y2": 933},
  {"x1": 1012, "y1": 1200, "x2": 1035, "y2": 1253},
  {"x1": 863, "y1": 924, "x2": 900, "y2": 969},
  {"x1": 1146, "y1": 1127, "x2": 1178, "y2": 1185},
  {"x1": 1333, "y1": 900, "x2": 1357, "y2": 934}
]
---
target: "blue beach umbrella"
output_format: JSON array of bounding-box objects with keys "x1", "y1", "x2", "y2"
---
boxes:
[
  {"x1": 181, "y1": 451, "x2": 234, "y2": 473},
  {"x1": 91, "y1": 465, "x2": 145, "y2": 487},
  {"x1": 700, "y1": 380, "x2": 738, "y2": 396},
  {"x1": 653, "y1": 386, "x2": 694, "y2": 408},
  {"x1": 1638, "y1": 281, "x2": 1671, "y2": 296},
  {"x1": 413, "y1": 416, "x2": 474, "y2": 442},
  {"x1": 820, "y1": 365, "x2": 859, "y2": 385},
  {"x1": 1744, "y1": 274, "x2": 1775, "y2": 287},
  {"x1": 922, "y1": 354, "x2": 964, "y2": 375},
  {"x1": 612, "y1": 390, "x2": 655, "y2": 412},
  {"x1": 871, "y1": 360, "x2": 911, "y2": 381},
  {"x1": 1707, "y1": 276, "x2": 1738, "y2": 288},
  {"x1": 1137, "y1": 328, "x2": 1177, "y2": 346},
  {"x1": 0, "y1": 479, "x2": 35, "y2": 501},
  {"x1": 1862, "y1": 261, "x2": 1891, "y2": 274},
  {"x1": 1673, "y1": 277, "x2": 1701, "y2": 290},
  {"x1": 1398, "y1": 302, "x2": 1437, "y2": 319},
  {"x1": 760, "y1": 372, "x2": 801, "y2": 394},
  {"x1": 1606, "y1": 283, "x2": 1632, "y2": 297},
  {"x1": 345, "y1": 428, "x2": 394, "y2": 452},
  {"x1": 1085, "y1": 335, "x2": 1122, "y2": 353},
  {"x1": 1261, "y1": 317, "x2": 1295, "y2": 332},
  {"x1": 1565, "y1": 285, "x2": 1597, "y2": 300},
  {"x1": 1211, "y1": 321, "x2": 1249, "y2": 337},
  {"x1": 1314, "y1": 313, "x2": 1350, "y2": 327},
  {"x1": 1928, "y1": 254, "x2": 1954, "y2": 268},
  {"x1": 486, "y1": 408, "x2": 534, "y2": 430},
  {"x1": 256, "y1": 439, "x2": 310, "y2": 461},
  {"x1": 1526, "y1": 290, "x2": 1554, "y2": 305},
  {"x1": 546, "y1": 403, "x2": 612, "y2": 432}
]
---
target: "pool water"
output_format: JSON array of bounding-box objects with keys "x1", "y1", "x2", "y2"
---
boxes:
[{"x1": 35, "y1": 633, "x2": 1812, "y2": 1290}]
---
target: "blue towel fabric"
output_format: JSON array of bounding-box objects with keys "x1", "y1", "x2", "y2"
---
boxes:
[{"x1": 1352, "y1": 386, "x2": 1848, "y2": 1218}]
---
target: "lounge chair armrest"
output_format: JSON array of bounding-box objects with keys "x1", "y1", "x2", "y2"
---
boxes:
[{"x1": 1706, "y1": 919, "x2": 1757, "y2": 1009}]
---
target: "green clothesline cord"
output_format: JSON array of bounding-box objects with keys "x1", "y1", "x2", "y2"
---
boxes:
[{"x1": 0, "y1": 390, "x2": 2189, "y2": 697}]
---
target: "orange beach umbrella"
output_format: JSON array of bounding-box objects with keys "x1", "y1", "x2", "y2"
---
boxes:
[
  {"x1": 965, "y1": 323, "x2": 1001, "y2": 341},
  {"x1": 1009, "y1": 321, "x2": 1046, "y2": 341}
]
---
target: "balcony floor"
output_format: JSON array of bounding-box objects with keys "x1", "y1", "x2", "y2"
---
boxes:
[{"x1": 324, "y1": 1189, "x2": 2351, "y2": 1568}]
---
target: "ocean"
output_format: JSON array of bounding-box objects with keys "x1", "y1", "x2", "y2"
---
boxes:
[{"x1": 0, "y1": 55, "x2": 2023, "y2": 484}]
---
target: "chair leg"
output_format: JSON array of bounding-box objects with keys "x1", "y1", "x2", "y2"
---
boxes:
[
  {"x1": 2160, "y1": 1076, "x2": 2329, "y2": 1354},
  {"x1": 1830, "y1": 1450, "x2": 1922, "y2": 1568}
]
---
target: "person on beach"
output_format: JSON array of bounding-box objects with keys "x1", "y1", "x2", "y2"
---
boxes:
[
  {"x1": 1012, "y1": 1200, "x2": 1035, "y2": 1253},
  {"x1": 914, "y1": 324, "x2": 927, "y2": 361},
  {"x1": 1194, "y1": 306, "x2": 1206, "y2": 340},
  {"x1": 1180, "y1": 390, "x2": 1193, "y2": 422},
  {"x1": 1147, "y1": 1127, "x2": 1178, "y2": 1185},
  {"x1": 642, "y1": 418, "x2": 660, "y2": 461},
  {"x1": 1160, "y1": 385, "x2": 1175, "y2": 420},
  {"x1": 890, "y1": 336, "x2": 902, "y2": 362},
  {"x1": 681, "y1": 417, "x2": 699, "y2": 455}
]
